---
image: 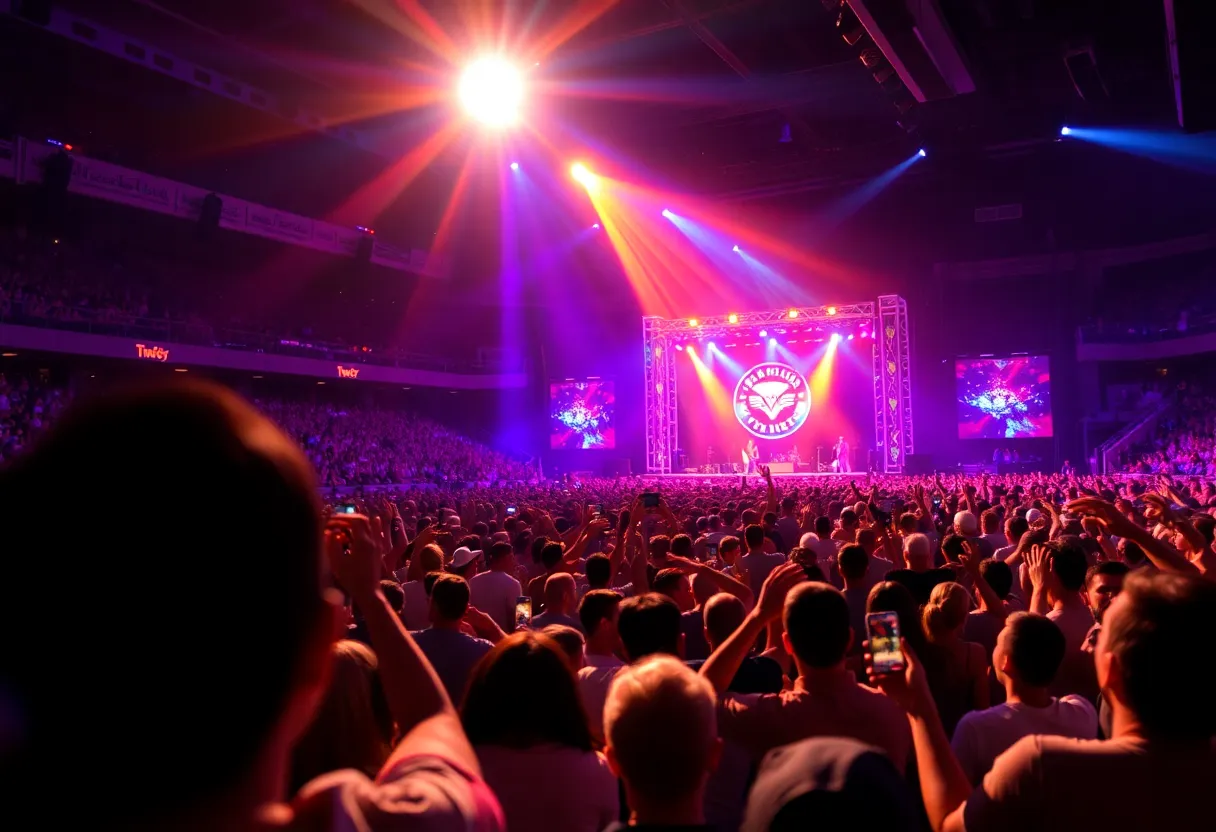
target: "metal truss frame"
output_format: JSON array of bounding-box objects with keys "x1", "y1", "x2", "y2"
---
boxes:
[{"x1": 643, "y1": 298, "x2": 913, "y2": 474}]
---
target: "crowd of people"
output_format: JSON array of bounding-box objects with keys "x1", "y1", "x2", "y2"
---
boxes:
[
  {"x1": 1121, "y1": 386, "x2": 1216, "y2": 475},
  {"x1": 4, "y1": 378, "x2": 1213, "y2": 831}
]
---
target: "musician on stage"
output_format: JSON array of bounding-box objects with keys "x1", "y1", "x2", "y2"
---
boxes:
[
  {"x1": 741, "y1": 439, "x2": 759, "y2": 485},
  {"x1": 833, "y1": 435, "x2": 851, "y2": 474}
]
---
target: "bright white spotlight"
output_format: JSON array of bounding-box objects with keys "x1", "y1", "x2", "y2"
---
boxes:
[
  {"x1": 830, "y1": 332, "x2": 843, "y2": 344},
  {"x1": 728, "y1": 313, "x2": 738, "y2": 324},
  {"x1": 510, "y1": 161, "x2": 519, "y2": 171},
  {"x1": 459, "y1": 57, "x2": 523, "y2": 127},
  {"x1": 592, "y1": 223, "x2": 600, "y2": 229},
  {"x1": 570, "y1": 162, "x2": 598, "y2": 190},
  {"x1": 708, "y1": 341, "x2": 716, "y2": 348},
  {"x1": 917, "y1": 148, "x2": 927, "y2": 157},
  {"x1": 847, "y1": 333, "x2": 855, "y2": 340},
  {"x1": 769, "y1": 337, "x2": 777, "y2": 346},
  {"x1": 675, "y1": 343, "x2": 684, "y2": 351},
  {"x1": 732, "y1": 244, "x2": 740, "y2": 252},
  {"x1": 661, "y1": 209, "x2": 674, "y2": 219},
  {"x1": 1060, "y1": 126, "x2": 1072, "y2": 136},
  {"x1": 758, "y1": 329, "x2": 767, "y2": 338}
]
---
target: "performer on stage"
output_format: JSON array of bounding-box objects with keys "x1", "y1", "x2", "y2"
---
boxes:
[
  {"x1": 790, "y1": 445, "x2": 801, "y2": 467},
  {"x1": 834, "y1": 435, "x2": 851, "y2": 474},
  {"x1": 741, "y1": 439, "x2": 759, "y2": 485}
]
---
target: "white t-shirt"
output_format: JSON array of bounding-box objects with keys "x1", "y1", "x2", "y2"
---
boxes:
[
  {"x1": 468, "y1": 569, "x2": 523, "y2": 632},
  {"x1": 951, "y1": 696, "x2": 1098, "y2": 783}
]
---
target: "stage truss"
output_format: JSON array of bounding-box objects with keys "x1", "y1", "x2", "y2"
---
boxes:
[{"x1": 642, "y1": 297, "x2": 914, "y2": 474}]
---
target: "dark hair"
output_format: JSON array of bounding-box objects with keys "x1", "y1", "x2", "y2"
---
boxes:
[
  {"x1": 578, "y1": 589, "x2": 622, "y2": 635},
  {"x1": 744, "y1": 524, "x2": 766, "y2": 549},
  {"x1": 979, "y1": 559, "x2": 1013, "y2": 599},
  {"x1": 540, "y1": 541, "x2": 565, "y2": 571},
  {"x1": 487, "y1": 541, "x2": 513, "y2": 563},
  {"x1": 670, "y1": 533, "x2": 694, "y2": 557},
  {"x1": 837, "y1": 544, "x2": 869, "y2": 582},
  {"x1": 703, "y1": 594, "x2": 746, "y2": 646},
  {"x1": 840, "y1": 508, "x2": 858, "y2": 527},
  {"x1": 461, "y1": 631, "x2": 594, "y2": 751},
  {"x1": 652, "y1": 567, "x2": 687, "y2": 597},
  {"x1": 781, "y1": 496, "x2": 796, "y2": 511},
  {"x1": 530, "y1": 535, "x2": 550, "y2": 564},
  {"x1": 430, "y1": 573, "x2": 471, "y2": 622},
  {"x1": 423, "y1": 570, "x2": 444, "y2": 597},
  {"x1": 618, "y1": 593, "x2": 682, "y2": 660},
  {"x1": 1104, "y1": 572, "x2": 1216, "y2": 739},
  {"x1": 980, "y1": 508, "x2": 1001, "y2": 533},
  {"x1": 720, "y1": 536, "x2": 741, "y2": 555},
  {"x1": 784, "y1": 583, "x2": 851, "y2": 667},
  {"x1": 649, "y1": 535, "x2": 672, "y2": 558},
  {"x1": 379, "y1": 580, "x2": 405, "y2": 613},
  {"x1": 1119, "y1": 537, "x2": 1146, "y2": 565},
  {"x1": 1192, "y1": 514, "x2": 1215, "y2": 544},
  {"x1": 0, "y1": 381, "x2": 324, "y2": 825},
  {"x1": 815, "y1": 516, "x2": 832, "y2": 537},
  {"x1": 940, "y1": 533, "x2": 966, "y2": 564},
  {"x1": 867, "y1": 581, "x2": 931, "y2": 659},
  {"x1": 1050, "y1": 538, "x2": 1089, "y2": 592},
  {"x1": 1086, "y1": 560, "x2": 1130, "y2": 586},
  {"x1": 763, "y1": 511, "x2": 778, "y2": 526},
  {"x1": 585, "y1": 553, "x2": 612, "y2": 587},
  {"x1": 1003, "y1": 612, "x2": 1066, "y2": 687}
]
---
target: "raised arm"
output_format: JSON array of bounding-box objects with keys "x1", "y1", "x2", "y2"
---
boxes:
[{"x1": 666, "y1": 554, "x2": 754, "y2": 609}]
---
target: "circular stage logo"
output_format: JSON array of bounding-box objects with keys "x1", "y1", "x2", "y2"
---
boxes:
[{"x1": 734, "y1": 362, "x2": 811, "y2": 439}]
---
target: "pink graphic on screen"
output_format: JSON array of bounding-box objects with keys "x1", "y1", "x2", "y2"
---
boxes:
[
  {"x1": 550, "y1": 380, "x2": 616, "y2": 449},
  {"x1": 956, "y1": 356, "x2": 1053, "y2": 439}
]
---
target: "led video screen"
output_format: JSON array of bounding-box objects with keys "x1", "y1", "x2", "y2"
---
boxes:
[
  {"x1": 956, "y1": 356, "x2": 1053, "y2": 439},
  {"x1": 550, "y1": 380, "x2": 616, "y2": 450}
]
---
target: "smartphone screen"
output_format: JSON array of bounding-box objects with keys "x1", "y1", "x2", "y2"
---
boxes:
[
  {"x1": 340, "y1": 504, "x2": 357, "y2": 515},
  {"x1": 707, "y1": 542, "x2": 719, "y2": 558},
  {"x1": 514, "y1": 596, "x2": 532, "y2": 630},
  {"x1": 506, "y1": 506, "x2": 517, "y2": 515},
  {"x1": 642, "y1": 492, "x2": 661, "y2": 509},
  {"x1": 865, "y1": 611, "x2": 905, "y2": 675}
]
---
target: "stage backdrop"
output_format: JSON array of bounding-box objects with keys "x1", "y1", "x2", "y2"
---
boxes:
[
  {"x1": 956, "y1": 356, "x2": 1053, "y2": 440},
  {"x1": 550, "y1": 379, "x2": 616, "y2": 450},
  {"x1": 674, "y1": 338, "x2": 874, "y2": 468}
]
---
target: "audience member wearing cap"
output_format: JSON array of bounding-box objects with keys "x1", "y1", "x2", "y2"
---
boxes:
[
  {"x1": 411, "y1": 573, "x2": 494, "y2": 703},
  {"x1": 741, "y1": 737, "x2": 919, "y2": 832},
  {"x1": 449, "y1": 545, "x2": 483, "y2": 579}
]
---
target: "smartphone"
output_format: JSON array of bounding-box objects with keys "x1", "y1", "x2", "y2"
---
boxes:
[
  {"x1": 707, "y1": 542, "x2": 719, "y2": 559},
  {"x1": 340, "y1": 504, "x2": 357, "y2": 515},
  {"x1": 592, "y1": 504, "x2": 604, "y2": 517},
  {"x1": 506, "y1": 506, "x2": 517, "y2": 515},
  {"x1": 865, "y1": 611, "x2": 905, "y2": 676},
  {"x1": 514, "y1": 596, "x2": 533, "y2": 630},
  {"x1": 642, "y1": 492, "x2": 661, "y2": 509}
]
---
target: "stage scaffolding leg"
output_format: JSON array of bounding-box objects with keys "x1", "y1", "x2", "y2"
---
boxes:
[
  {"x1": 876, "y1": 294, "x2": 914, "y2": 473},
  {"x1": 643, "y1": 316, "x2": 677, "y2": 474}
]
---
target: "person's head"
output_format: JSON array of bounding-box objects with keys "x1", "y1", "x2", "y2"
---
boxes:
[
  {"x1": 922, "y1": 582, "x2": 971, "y2": 642},
  {"x1": 461, "y1": 631, "x2": 593, "y2": 751},
  {"x1": 1096, "y1": 571, "x2": 1216, "y2": 740},
  {"x1": 781, "y1": 496, "x2": 797, "y2": 516},
  {"x1": 486, "y1": 540, "x2": 516, "y2": 573},
  {"x1": 1085, "y1": 560, "x2": 1130, "y2": 624},
  {"x1": 584, "y1": 553, "x2": 612, "y2": 589},
  {"x1": 993, "y1": 613, "x2": 1065, "y2": 690},
  {"x1": 578, "y1": 589, "x2": 623, "y2": 652},
  {"x1": 763, "y1": 511, "x2": 779, "y2": 529},
  {"x1": 543, "y1": 572, "x2": 577, "y2": 615},
  {"x1": 719, "y1": 536, "x2": 741, "y2": 561},
  {"x1": 617, "y1": 593, "x2": 683, "y2": 661},
  {"x1": 414, "y1": 543, "x2": 444, "y2": 576},
  {"x1": 1004, "y1": 514, "x2": 1029, "y2": 546},
  {"x1": 953, "y1": 511, "x2": 979, "y2": 537},
  {"x1": 289, "y1": 640, "x2": 392, "y2": 794},
  {"x1": 708, "y1": 514, "x2": 723, "y2": 532},
  {"x1": 902, "y1": 533, "x2": 933, "y2": 570},
  {"x1": 898, "y1": 513, "x2": 919, "y2": 536},
  {"x1": 1117, "y1": 536, "x2": 1146, "y2": 566},
  {"x1": 1050, "y1": 538, "x2": 1089, "y2": 595},
  {"x1": 653, "y1": 567, "x2": 695, "y2": 612},
  {"x1": 0, "y1": 381, "x2": 329, "y2": 827},
  {"x1": 839, "y1": 508, "x2": 858, "y2": 530},
  {"x1": 379, "y1": 580, "x2": 405, "y2": 614},
  {"x1": 541, "y1": 625, "x2": 586, "y2": 672},
  {"x1": 837, "y1": 544, "x2": 869, "y2": 586},
  {"x1": 604, "y1": 656, "x2": 722, "y2": 816},
  {"x1": 649, "y1": 535, "x2": 672, "y2": 559},
  {"x1": 979, "y1": 558, "x2": 1013, "y2": 601},
  {"x1": 541, "y1": 541, "x2": 565, "y2": 572},
  {"x1": 744, "y1": 524, "x2": 766, "y2": 551},
  {"x1": 815, "y1": 516, "x2": 832, "y2": 538},
  {"x1": 783, "y1": 583, "x2": 852, "y2": 671},
  {"x1": 670, "y1": 533, "x2": 694, "y2": 558},
  {"x1": 428, "y1": 573, "x2": 471, "y2": 626},
  {"x1": 690, "y1": 571, "x2": 718, "y2": 607},
  {"x1": 703, "y1": 592, "x2": 747, "y2": 650},
  {"x1": 855, "y1": 527, "x2": 878, "y2": 555},
  {"x1": 980, "y1": 508, "x2": 1001, "y2": 535}
]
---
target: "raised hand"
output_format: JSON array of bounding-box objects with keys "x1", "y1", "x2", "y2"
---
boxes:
[
  {"x1": 325, "y1": 514, "x2": 381, "y2": 601},
  {"x1": 865, "y1": 637, "x2": 933, "y2": 717},
  {"x1": 755, "y1": 561, "x2": 807, "y2": 623},
  {"x1": 1025, "y1": 543, "x2": 1053, "y2": 589}
]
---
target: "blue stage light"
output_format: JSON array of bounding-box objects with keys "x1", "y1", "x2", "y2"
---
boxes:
[
  {"x1": 732, "y1": 244, "x2": 740, "y2": 252},
  {"x1": 917, "y1": 148, "x2": 927, "y2": 158},
  {"x1": 1060, "y1": 126, "x2": 1071, "y2": 136}
]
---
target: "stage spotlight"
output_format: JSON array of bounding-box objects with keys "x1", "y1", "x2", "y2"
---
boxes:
[
  {"x1": 675, "y1": 343, "x2": 684, "y2": 351},
  {"x1": 1060, "y1": 126, "x2": 1072, "y2": 136},
  {"x1": 689, "y1": 318, "x2": 699, "y2": 327},
  {"x1": 788, "y1": 309, "x2": 798, "y2": 319},
  {"x1": 510, "y1": 161, "x2": 519, "y2": 171},
  {"x1": 831, "y1": 332, "x2": 843, "y2": 344},
  {"x1": 728, "y1": 313, "x2": 738, "y2": 324},
  {"x1": 917, "y1": 148, "x2": 927, "y2": 158},
  {"x1": 758, "y1": 329, "x2": 768, "y2": 338},
  {"x1": 592, "y1": 223, "x2": 600, "y2": 229},
  {"x1": 826, "y1": 306, "x2": 837, "y2": 316},
  {"x1": 570, "y1": 162, "x2": 598, "y2": 189},
  {"x1": 847, "y1": 333, "x2": 855, "y2": 340},
  {"x1": 769, "y1": 337, "x2": 777, "y2": 346},
  {"x1": 458, "y1": 57, "x2": 523, "y2": 127},
  {"x1": 708, "y1": 341, "x2": 716, "y2": 347},
  {"x1": 732, "y1": 244, "x2": 740, "y2": 252},
  {"x1": 661, "y1": 208, "x2": 674, "y2": 219}
]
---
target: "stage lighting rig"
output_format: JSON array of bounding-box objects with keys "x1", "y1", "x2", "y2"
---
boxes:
[{"x1": 459, "y1": 57, "x2": 523, "y2": 127}]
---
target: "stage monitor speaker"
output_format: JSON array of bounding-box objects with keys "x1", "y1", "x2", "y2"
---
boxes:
[{"x1": 904, "y1": 453, "x2": 935, "y2": 475}]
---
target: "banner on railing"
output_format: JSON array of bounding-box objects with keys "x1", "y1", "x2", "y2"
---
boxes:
[{"x1": 12, "y1": 138, "x2": 445, "y2": 278}]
